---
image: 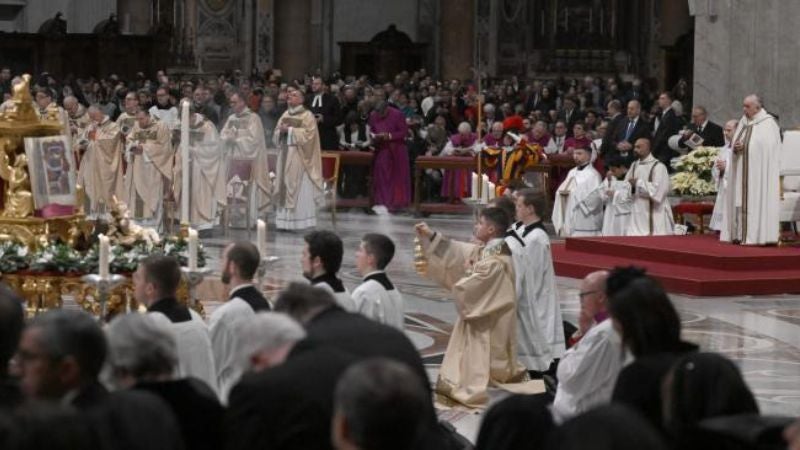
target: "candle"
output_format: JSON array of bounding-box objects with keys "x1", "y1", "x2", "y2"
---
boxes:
[
  {"x1": 188, "y1": 228, "x2": 198, "y2": 270},
  {"x1": 98, "y1": 234, "x2": 110, "y2": 279},
  {"x1": 257, "y1": 219, "x2": 267, "y2": 257},
  {"x1": 488, "y1": 182, "x2": 496, "y2": 201},
  {"x1": 180, "y1": 99, "x2": 190, "y2": 224},
  {"x1": 481, "y1": 175, "x2": 490, "y2": 203},
  {"x1": 470, "y1": 172, "x2": 479, "y2": 200}
]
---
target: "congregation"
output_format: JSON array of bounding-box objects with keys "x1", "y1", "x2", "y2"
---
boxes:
[{"x1": 0, "y1": 64, "x2": 793, "y2": 450}]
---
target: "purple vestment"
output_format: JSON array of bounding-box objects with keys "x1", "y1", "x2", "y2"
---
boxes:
[{"x1": 368, "y1": 107, "x2": 411, "y2": 210}]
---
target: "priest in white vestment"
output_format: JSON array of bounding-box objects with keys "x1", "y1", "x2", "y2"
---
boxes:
[
  {"x1": 124, "y1": 110, "x2": 174, "y2": 228},
  {"x1": 78, "y1": 106, "x2": 125, "y2": 215},
  {"x1": 220, "y1": 92, "x2": 272, "y2": 225},
  {"x1": 552, "y1": 147, "x2": 603, "y2": 236},
  {"x1": 116, "y1": 92, "x2": 140, "y2": 139},
  {"x1": 721, "y1": 95, "x2": 781, "y2": 245},
  {"x1": 625, "y1": 138, "x2": 674, "y2": 236},
  {"x1": 600, "y1": 156, "x2": 633, "y2": 236},
  {"x1": 174, "y1": 112, "x2": 226, "y2": 231},
  {"x1": 208, "y1": 242, "x2": 271, "y2": 403},
  {"x1": 148, "y1": 87, "x2": 179, "y2": 130},
  {"x1": 710, "y1": 120, "x2": 738, "y2": 231},
  {"x1": 513, "y1": 189, "x2": 566, "y2": 372},
  {"x1": 553, "y1": 271, "x2": 625, "y2": 423},
  {"x1": 352, "y1": 233, "x2": 405, "y2": 330},
  {"x1": 134, "y1": 256, "x2": 218, "y2": 394},
  {"x1": 302, "y1": 230, "x2": 355, "y2": 311},
  {"x1": 416, "y1": 208, "x2": 543, "y2": 409},
  {"x1": 272, "y1": 88, "x2": 324, "y2": 230}
]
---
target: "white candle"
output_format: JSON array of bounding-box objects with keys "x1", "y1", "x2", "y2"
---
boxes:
[
  {"x1": 98, "y1": 234, "x2": 110, "y2": 279},
  {"x1": 470, "y1": 172, "x2": 479, "y2": 200},
  {"x1": 257, "y1": 219, "x2": 267, "y2": 257},
  {"x1": 481, "y1": 175, "x2": 490, "y2": 203},
  {"x1": 488, "y1": 182, "x2": 496, "y2": 201},
  {"x1": 180, "y1": 100, "x2": 190, "y2": 224},
  {"x1": 188, "y1": 228, "x2": 198, "y2": 270}
]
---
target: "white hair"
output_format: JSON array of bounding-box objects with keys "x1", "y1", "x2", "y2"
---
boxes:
[
  {"x1": 106, "y1": 313, "x2": 177, "y2": 381},
  {"x1": 238, "y1": 312, "x2": 306, "y2": 368},
  {"x1": 457, "y1": 121, "x2": 472, "y2": 134},
  {"x1": 483, "y1": 103, "x2": 495, "y2": 112}
]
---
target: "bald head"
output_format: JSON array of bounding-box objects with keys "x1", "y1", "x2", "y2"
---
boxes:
[
  {"x1": 579, "y1": 270, "x2": 609, "y2": 319},
  {"x1": 634, "y1": 138, "x2": 651, "y2": 160},
  {"x1": 723, "y1": 119, "x2": 738, "y2": 143}
]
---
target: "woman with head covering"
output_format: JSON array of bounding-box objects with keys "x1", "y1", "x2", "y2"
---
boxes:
[
  {"x1": 475, "y1": 394, "x2": 554, "y2": 450},
  {"x1": 546, "y1": 404, "x2": 669, "y2": 450}
]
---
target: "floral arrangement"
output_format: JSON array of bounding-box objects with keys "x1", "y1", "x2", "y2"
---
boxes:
[
  {"x1": 0, "y1": 240, "x2": 29, "y2": 274},
  {"x1": 28, "y1": 241, "x2": 87, "y2": 274},
  {"x1": 83, "y1": 240, "x2": 152, "y2": 275},
  {"x1": 671, "y1": 146, "x2": 720, "y2": 197},
  {"x1": 162, "y1": 237, "x2": 208, "y2": 268}
]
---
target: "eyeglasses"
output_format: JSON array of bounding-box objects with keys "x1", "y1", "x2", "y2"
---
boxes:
[{"x1": 578, "y1": 290, "x2": 599, "y2": 299}]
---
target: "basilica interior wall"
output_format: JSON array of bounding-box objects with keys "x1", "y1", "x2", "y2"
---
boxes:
[{"x1": 693, "y1": 0, "x2": 800, "y2": 127}]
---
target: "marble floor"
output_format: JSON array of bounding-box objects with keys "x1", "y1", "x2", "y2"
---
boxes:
[{"x1": 198, "y1": 210, "x2": 800, "y2": 441}]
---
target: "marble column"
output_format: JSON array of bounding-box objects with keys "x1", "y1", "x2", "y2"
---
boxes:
[
  {"x1": 693, "y1": 0, "x2": 800, "y2": 126},
  {"x1": 439, "y1": 0, "x2": 474, "y2": 81},
  {"x1": 274, "y1": 0, "x2": 312, "y2": 79}
]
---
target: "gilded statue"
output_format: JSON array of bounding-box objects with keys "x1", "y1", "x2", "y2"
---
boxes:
[
  {"x1": 0, "y1": 151, "x2": 34, "y2": 218},
  {"x1": 106, "y1": 196, "x2": 160, "y2": 247},
  {"x1": 2, "y1": 74, "x2": 37, "y2": 123}
]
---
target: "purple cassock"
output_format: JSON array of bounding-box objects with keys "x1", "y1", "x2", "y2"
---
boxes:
[
  {"x1": 368, "y1": 107, "x2": 411, "y2": 211},
  {"x1": 441, "y1": 132, "x2": 478, "y2": 199}
]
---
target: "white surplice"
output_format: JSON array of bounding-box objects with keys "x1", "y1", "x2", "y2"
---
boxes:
[
  {"x1": 312, "y1": 279, "x2": 356, "y2": 312},
  {"x1": 208, "y1": 293, "x2": 256, "y2": 404},
  {"x1": 351, "y1": 271, "x2": 405, "y2": 330},
  {"x1": 510, "y1": 222, "x2": 566, "y2": 371},
  {"x1": 720, "y1": 109, "x2": 781, "y2": 245},
  {"x1": 149, "y1": 309, "x2": 218, "y2": 395},
  {"x1": 600, "y1": 177, "x2": 633, "y2": 236},
  {"x1": 625, "y1": 154, "x2": 674, "y2": 236},
  {"x1": 710, "y1": 144, "x2": 732, "y2": 231},
  {"x1": 551, "y1": 165, "x2": 604, "y2": 237},
  {"x1": 552, "y1": 319, "x2": 626, "y2": 423}
]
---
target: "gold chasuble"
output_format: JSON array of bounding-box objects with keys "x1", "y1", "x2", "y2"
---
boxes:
[
  {"x1": 77, "y1": 117, "x2": 125, "y2": 213},
  {"x1": 272, "y1": 106, "x2": 324, "y2": 210},
  {"x1": 424, "y1": 234, "x2": 544, "y2": 408},
  {"x1": 125, "y1": 119, "x2": 174, "y2": 220}
]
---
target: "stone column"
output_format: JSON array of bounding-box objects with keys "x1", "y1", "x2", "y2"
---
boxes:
[
  {"x1": 117, "y1": 0, "x2": 151, "y2": 35},
  {"x1": 439, "y1": 0, "x2": 474, "y2": 80},
  {"x1": 274, "y1": 0, "x2": 312, "y2": 79},
  {"x1": 693, "y1": 0, "x2": 800, "y2": 126}
]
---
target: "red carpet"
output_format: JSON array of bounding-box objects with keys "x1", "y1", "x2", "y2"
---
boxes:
[{"x1": 552, "y1": 234, "x2": 800, "y2": 296}]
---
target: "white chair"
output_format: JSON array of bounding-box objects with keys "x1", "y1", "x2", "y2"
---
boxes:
[{"x1": 779, "y1": 130, "x2": 800, "y2": 233}]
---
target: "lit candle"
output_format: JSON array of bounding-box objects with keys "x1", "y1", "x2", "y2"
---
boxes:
[
  {"x1": 188, "y1": 228, "x2": 198, "y2": 270},
  {"x1": 98, "y1": 234, "x2": 110, "y2": 279},
  {"x1": 257, "y1": 219, "x2": 267, "y2": 257},
  {"x1": 470, "y1": 172, "x2": 479, "y2": 200},
  {"x1": 180, "y1": 99, "x2": 190, "y2": 224}
]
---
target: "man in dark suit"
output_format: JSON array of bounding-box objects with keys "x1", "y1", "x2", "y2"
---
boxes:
[
  {"x1": 678, "y1": 105, "x2": 725, "y2": 150},
  {"x1": 307, "y1": 76, "x2": 341, "y2": 150},
  {"x1": 604, "y1": 99, "x2": 651, "y2": 168},
  {"x1": 651, "y1": 91, "x2": 684, "y2": 168},
  {"x1": 600, "y1": 99, "x2": 625, "y2": 160},
  {"x1": 226, "y1": 311, "x2": 356, "y2": 450},
  {"x1": 274, "y1": 283, "x2": 463, "y2": 450},
  {"x1": 557, "y1": 96, "x2": 584, "y2": 137},
  {"x1": 16, "y1": 309, "x2": 109, "y2": 410}
]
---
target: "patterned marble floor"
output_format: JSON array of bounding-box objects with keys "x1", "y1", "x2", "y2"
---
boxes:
[{"x1": 198, "y1": 210, "x2": 800, "y2": 441}]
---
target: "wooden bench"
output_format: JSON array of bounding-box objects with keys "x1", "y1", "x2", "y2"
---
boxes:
[{"x1": 413, "y1": 155, "x2": 476, "y2": 215}]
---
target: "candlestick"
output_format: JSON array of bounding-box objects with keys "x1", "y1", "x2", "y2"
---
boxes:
[
  {"x1": 181, "y1": 266, "x2": 211, "y2": 313},
  {"x1": 257, "y1": 219, "x2": 267, "y2": 257},
  {"x1": 256, "y1": 255, "x2": 281, "y2": 298},
  {"x1": 81, "y1": 274, "x2": 126, "y2": 322},
  {"x1": 188, "y1": 228, "x2": 198, "y2": 270},
  {"x1": 98, "y1": 234, "x2": 110, "y2": 279},
  {"x1": 180, "y1": 99, "x2": 190, "y2": 225}
]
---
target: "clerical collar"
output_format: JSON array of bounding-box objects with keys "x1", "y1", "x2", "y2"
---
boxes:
[
  {"x1": 311, "y1": 273, "x2": 346, "y2": 293},
  {"x1": 514, "y1": 220, "x2": 524, "y2": 230},
  {"x1": 155, "y1": 103, "x2": 173, "y2": 110},
  {"x1": 363, "y1": 271, "x2": 395, "y2": 291},
  {"x1": 229, "y1": 283, "x2": 255, "y2": 297},
  {"x1": 522, "y1": 220, "x2": 546, "y2": 237},
  {"x1": 594, "y1": 311, "x2": 609, "y2": 323},
  {"x1": 148, "y1": 297, "x2": 191, "y2": 323},
  {"x1": 504, "y1": 229, "x2": 525, "y2": 247},
  {"x1": 576, "y1": 163, "x2": 589, "y2": 171}
]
